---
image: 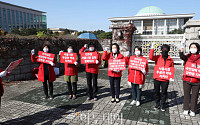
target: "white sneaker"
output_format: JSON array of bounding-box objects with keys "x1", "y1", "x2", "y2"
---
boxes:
[
  {"x1": 130, "y1": 100, "x2": 136, "y2": 105},
  {"x1": 189, "y1": 111, "x2": 195, "y2": 117},
  {"x1": 136, "y1": 101, "x2": 140, "y2": 106},
  {"x1": 183, "y1": 110, "x2": 189, "y2": 115}
]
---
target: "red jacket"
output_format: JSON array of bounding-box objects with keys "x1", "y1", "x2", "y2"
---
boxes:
[
  {"x1": 182, "y1": 53, "x2": 200, "y2": 83},
  {"x1": 31, "y1": 54, "x2": 56, "y2": 82},
  {"x1": 126, "y1": 55, "x2": 149, "y2": 84},
  {"x1": 0, "y1": 69, "x2": 4, "y2": 97},
  {"x1": 102, "y1": 51, "x2": 124, "y2": 77},
  {"x1": 149, "y1": 49, "x2": 174, "y2": 82},
  {"x1": 79, "y1": 47, "x2": 101, "y2": 74},
  {"x1": 64, "y1": 64, "x2": 78, "y2": 76}
]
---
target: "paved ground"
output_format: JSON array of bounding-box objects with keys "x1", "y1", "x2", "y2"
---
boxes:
[{"x1": 0, "y1": 65, "x2": 200, "y2": 125}]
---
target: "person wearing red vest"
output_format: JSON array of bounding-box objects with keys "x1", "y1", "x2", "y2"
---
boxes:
[
  {"x1": 149, "y1": 43, "x2": 174, "y2": 111},
  {"x1": 31, "y1": 44, "x2": 56, "y2": 100},
  {"x1": 102, "y1": 43, "x2": 125, "y2": 103},
  {"x1": 179, "y1": 42, "x2": 200, "y2": 117},
  {"x1": 0, "y1": 70, "x2": 7, "y2": 107},
  {"x1": 58, "y1": 44, "x2": 79, "y2": 100},
  {"x1": 125, "y1": 46, "x2": 149, "y2": 106},
  {"x1": 79, "y1": 42, "x2": 101, "y2": 101}
]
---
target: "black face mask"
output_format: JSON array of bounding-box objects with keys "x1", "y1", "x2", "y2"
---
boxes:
[{"x1": 162, "y1": 50, "x2": 168, "y2": 60}]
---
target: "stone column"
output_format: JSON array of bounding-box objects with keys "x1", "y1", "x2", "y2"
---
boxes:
[{"x1": 152, "y1": 19, "x2": 155, "y2": 35}]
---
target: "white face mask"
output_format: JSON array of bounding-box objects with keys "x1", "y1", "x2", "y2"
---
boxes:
[
  {"x1": 68, "y1": 49, "x2": 73, "y2": 53},
  {"x1": 135, "y1": 51, "x2": 141, "y2": 56},
  {"x1": 89, "y1": 47, "x2": 95, "y2": 51},
  {"x1": 190, "y1": 48, "x2": 197, "y2": 54},
  {"x1": 43, "y1": 48, "x2": 49, "y2": 53},
  {"x1": 112, "y1": 49, "x2": 117, "y2": 53}
]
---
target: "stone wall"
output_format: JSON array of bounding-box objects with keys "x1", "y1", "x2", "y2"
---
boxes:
[
  {"x1": 0, "y1": 37, "x2": 101, "y2": 82},
  {"x1": 184, "y1": 20, "x2": 200, "y2": 53},
  {"x1": 98, "y1": 39, "x2": 112, "y2": 52}
]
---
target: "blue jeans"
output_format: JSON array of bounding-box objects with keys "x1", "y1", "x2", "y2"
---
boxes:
[{"x1": 131, "y1": 83, "x2": 141, "y2": 101}]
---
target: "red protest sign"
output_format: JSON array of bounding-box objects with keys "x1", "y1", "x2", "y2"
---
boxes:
[
  {"x1": 108, "y1": 59, "x2": 126, "y2": 71},
  {"x1": 153, "y1": 66, "x2": 175, "y2": 81},
  {"x1": 183, "y1": 62, "x2": 200, "y2": 79},
  {"x1": 37, "y1": 51, "x2": 55, "y2": 64},
  {"x1": 5, "y1": 58, "x2": 23, "y2": 72},
  {"x1": 129, "y1": 56, "x2": 147, "y2": 71},
  {"x1": 81, "y1": 52, "x2": 98, "y2": 64},
  {"x1": 60, "y1": 52, "x2": 77, "y2": 64}
]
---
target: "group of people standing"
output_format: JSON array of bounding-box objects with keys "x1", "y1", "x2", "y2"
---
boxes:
[{"x1": 0, "y1": 41, "x2": 199, "y2": 117}]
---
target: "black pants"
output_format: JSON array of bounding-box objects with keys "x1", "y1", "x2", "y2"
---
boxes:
[
  {"x1": 154, "y1": 79, "x2": 169, "y2": 106},
  {"x1": 109, "y1": 76, "x2": 121, "y2": 99},
  {"x1": 183, "y1": 81, "x2": 200, "y2": 112},
  {"x1": 43, "y1": 75, "x2": 53, "y2": 96},
  {"x1": 67, "y1": 82, "x2": 77, "y2": 95},
  {"x1": 86, "y1": 72, "x2": 98, "y2": 98}
]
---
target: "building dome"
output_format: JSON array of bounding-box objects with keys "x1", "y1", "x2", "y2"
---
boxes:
[{"x1": 136, "y1": 6, "x2": 165, "y2": 16}]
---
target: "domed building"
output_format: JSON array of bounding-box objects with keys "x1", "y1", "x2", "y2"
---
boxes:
[{"x1": 109, "y1": 6, "x2": 194, "y2": 35}]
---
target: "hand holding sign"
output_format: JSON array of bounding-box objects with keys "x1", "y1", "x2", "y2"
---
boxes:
[
  {"x1": 0, "y1": 71, "x2": 7, "y2": 77},
  {"x1": 153, "y1": 66, "x2": 175, "y2": 80},
  {"x1": 31, "y1": 49, "x2": 35, "y2": 55},
  {"x1": 60, "y1": 52, "x2": 77, "y2": 64},
  {"x1": 183, "y1": 62, "x2": 200, "y2": 78},
  {"x1": 108, "y1": 59, "x2": 126, "y2": 71},
  {"x1": 37, "y1": 51, "x2": 55, "y2": 65},
  {"x1": 81, "y1": 52, "x2": 98, "y2": 64}
]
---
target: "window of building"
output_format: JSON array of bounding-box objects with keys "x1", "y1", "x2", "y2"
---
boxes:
[
  {"x1": 179, "y1": 19, "x2": 184, "y2": 29},
  {"x1": 37, "y1": 15, "x2": 39, "y2": 28},
  {"x1": 23, "y1": 12, "x2": 26, "y2": 28},
  {"x1": 166, "y1": 19, "x2": 177, "y2": 33},
  {"x1": 3, "y1": 8, "x2": 7, "y2": 31},
  {"x1": 12, "y1": 10, "x2": 15, "y2": 28},
  {"x1": 16, "y1": 11, "x2": 19, "y2": 28},
  {"x1": 20, "y1": 11, "x2": 23, "y2": 28},
  {"x1": 33, "y1": 15, "x2": 36, "y2": 28},
  {"x1": 154, "y1": 19, "x2": 164, "y2": 35},
  {"x1": 42, "y1": 15, "x2": 47, "y2": 29},
  {"x1": 30, "y1": 14, "x2": 33, "y2": 27},
  {"x1": 27, "y1": 13, "x2": 30, "y2": 28},
  {"x1": 133, "y1": 20, "x2": 142, "y2": 34}
]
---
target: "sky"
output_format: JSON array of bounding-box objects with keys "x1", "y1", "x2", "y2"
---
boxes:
[{"x1": 2, "y1": 0, "x2": 200, "y2": 32}]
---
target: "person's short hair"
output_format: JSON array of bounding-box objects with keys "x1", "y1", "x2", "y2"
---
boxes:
[
  {"x1": 67, "y1": 44, "x2": 74, "y2": 50},
  {"x1": 88, "y1": 41, "x2": 96, "y2": 48},
  {"x1": 134, "y1": 46, "x2": 142, "y2": 53},
  {"x1": 189, "y1": 42, "x2": 200, "y2": 54},
  {"x1": 41, "y1": 44, "x2": 51, "y2": 53},
  {"x1": 161, "y1": 44, "x2": 170, "y2": 52},
  {"x1": 112, "y1": 43, "x2": 120, "y2": 53}
]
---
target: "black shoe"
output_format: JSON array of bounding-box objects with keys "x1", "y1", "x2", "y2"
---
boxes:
[
  {"x1": 161, "y1": 105, "x2": 166, "y2": 112},
  {"x1": 111, "y1": 98, "x2": 115, "y2": 103},
  {"x1": 154, "y1": 104, "x2": 160, "y2": 110}
]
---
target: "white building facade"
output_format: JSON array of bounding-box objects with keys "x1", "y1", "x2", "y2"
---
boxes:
[{"x1": 108, "y1": 6, "x2": 195, "y2": 63}]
